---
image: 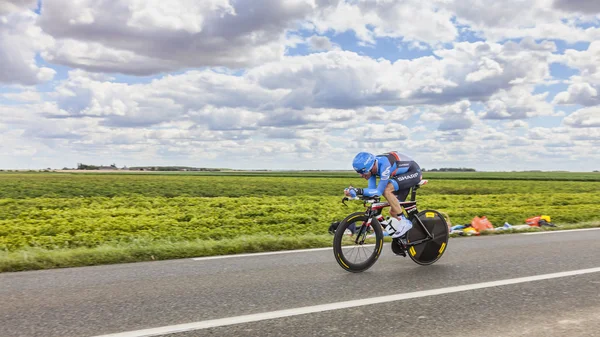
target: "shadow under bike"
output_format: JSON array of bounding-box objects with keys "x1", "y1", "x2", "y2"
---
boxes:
[{"x1": 333, "y1": 180, "x2": 450, "y2": 273}]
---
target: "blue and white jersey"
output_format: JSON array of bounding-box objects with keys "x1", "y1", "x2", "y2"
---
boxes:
[{"x1": 362, "y1": 151, "x2": 417, "y2": 197}]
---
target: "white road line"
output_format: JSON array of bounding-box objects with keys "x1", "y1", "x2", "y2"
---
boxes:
[
  {"x1": 191, "y1": 247, "x2": 332, "y2": 260},
  {"x1": 522, "y1": 228, "x2": 600, "y2": 235},
  {"x1": 92, "y1": 266, "x2": 600, "y2": 337},
  {"x1": 191, "y1": 244, "x2": 376, "y2": 261}
]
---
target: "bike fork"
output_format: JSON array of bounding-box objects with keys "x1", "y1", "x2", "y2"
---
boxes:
[{"x1": 355, "y1": 221, "x2": 371, "y2": 244}]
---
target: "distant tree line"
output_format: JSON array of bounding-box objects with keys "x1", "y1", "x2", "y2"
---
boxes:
[
  {"x1": 424, "y1": 167, "x2": 476, "y2": 172},
  {"x1": 77, "y1": 163, "x2": 117, "y2": 170},
  {"x1": 67, "y1": 164, "x2": 225, "y2": 171},
  {"x1": 128, "y1": 166, "x2": 220, "y2": 171}
]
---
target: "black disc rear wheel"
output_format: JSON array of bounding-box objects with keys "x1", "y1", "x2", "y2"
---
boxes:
[
  {"x1": 406, "y1": 210, "x2": 449, "y2": 265},
  {"x1": 333, "y1": 212, "x2": 384, "y2": 273}
]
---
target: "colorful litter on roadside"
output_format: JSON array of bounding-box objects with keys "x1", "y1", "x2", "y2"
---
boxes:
[
  {"x1": 330, "y1": 214, "x2": 558, "y2": 237},
  {"x1": 450, "y1": 215, "x2": 557, "y2": 236}
]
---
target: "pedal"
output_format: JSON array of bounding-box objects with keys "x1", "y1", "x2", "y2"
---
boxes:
[{"x1": 391, "y1": 239, "x2": 407, "y2": 257}]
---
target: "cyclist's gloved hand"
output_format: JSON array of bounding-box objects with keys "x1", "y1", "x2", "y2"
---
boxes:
[
  {"x1": 343, "y1": 186, "x2": 351, "y2": 196},
  {"x1": 344, "y1": 186, "x2": 363, "y2": 198},
  {"x1": 343, "y1": 187, "x2": 353, "y2": 197}
]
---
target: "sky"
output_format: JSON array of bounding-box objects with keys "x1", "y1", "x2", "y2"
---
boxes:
[{"x1": 1, "y1": 0, "x2": 599, "y2": 172}]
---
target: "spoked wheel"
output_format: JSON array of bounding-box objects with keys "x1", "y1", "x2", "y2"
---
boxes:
[
  {"x1": 405, "y1": 210, "x2": 449, "y2": 265},
  {"x1": 333, "y1": 212, "x2": 384, "y2": 273}
]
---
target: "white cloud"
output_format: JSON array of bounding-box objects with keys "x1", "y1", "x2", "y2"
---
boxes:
[
  {"x1": 41, "y1": 39, "x2": 183, "y2": 76},
  {"x1": 465, "y1": 57, "x2": 503, "y2": 83},
  {"x1": 43, "y1": 39, "x2": 557, "y2": 126},
  {"x1": 419, "y1": 100, "x2": 478, "y2": 131},
  {"x1": 361, "y1": 106, "x2": 414, "y2": 123},
  {"x1": 49, "y1": 69, "x2": 288, "y2": 126},
  {"x1": 308, "y1": 35, "x2": 334, "y2": 51},
  {"x1": 563, "y1": 107, "x2": 600, "y2": 127},
  {"x1": 553, "y1": 82, "x2": 599, "y2": 105},
  {"x1": 505, "y1": 120, "x2": 529, "y2": 129},
  {"x1": 38, "y1": 0, "x2": 317, "y2": 74},
  {"x1": 2, "y1": 89, "x2": 41, "y2": 101},
  {"x1": 309, "y1": 0, "x2": 600, "y2": 47},
  {"x1": 482, "y1": 86, "x2": 557, "y2": 120},
  {"x1": 560, "y1": 41, "x2": 600, "y2": 82},
  {"x1": 0, "y1": 11, "x2": 55, "y2": 85},
  {"x1": 449, "y1": 0, "x2": 600, "y2": 43},
  {"x1": 349, "y1": 123, "x2": 410, "y2": 143},
  {"x1": 0, "y1": 0, "x2": 37, "y2": 15},
  {"x1": 310, "y1": 0, "x2": 457, "y2": 45},
  {"x1": 507, "y1": 136, "x2": 534, "y2": 147},
  {"x1": 569, "y1": 126, "x2": 600, "y2": 141},
  {"x1": 553, "y1": 41, "x2": 600, "y2": 106},
  {"x1": 189, "y1": 106, "x2": 262, "y2": 131},
  {"x1": 527, "y1": 127, "x2": 551, "y2": 140},
  {"x1": 247, "y1": 40, "x2": 556, "y2": 109},
  {"x1": 553, "y1": 0, "x2": 600, "y2": 14}
]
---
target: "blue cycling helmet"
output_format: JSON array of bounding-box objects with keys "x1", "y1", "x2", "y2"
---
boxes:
[{"x1": 352, "y1": 152, "x2": 376, "y2": 174}]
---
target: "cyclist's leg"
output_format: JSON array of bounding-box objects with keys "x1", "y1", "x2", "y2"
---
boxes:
[
  {"x1": 393, "y1": 188, "x2": 410, "y2": 202},
  {"x1": 389, "y1": 163, "x2": 422, "y2": 210},
  {"x1": 386, "y1": 163, "x2": 422, "y2": 239},
  {"x1": 383, "y1": 183, "x2": 403, "y2": 218}
]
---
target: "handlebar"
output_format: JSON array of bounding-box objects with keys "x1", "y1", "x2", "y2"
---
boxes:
[{"x1": 341, "y1": 195, "x2": 380, "y2": 207}]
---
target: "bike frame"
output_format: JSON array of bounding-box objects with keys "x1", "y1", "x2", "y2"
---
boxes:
[{"x1": 348, "y1": 183, "x2": 435, "y2": 247}]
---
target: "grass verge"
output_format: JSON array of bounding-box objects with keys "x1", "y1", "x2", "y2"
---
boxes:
[
  {"x1": 0, "y1": 234, "x2": 333, "y2": 273},
  {"x1": 2, "y1": 221, "x2": 600, "y2": 273}
]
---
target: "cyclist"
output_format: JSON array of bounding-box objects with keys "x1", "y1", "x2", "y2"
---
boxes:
[{"x1": 344, "y1": 151, "x2": 422, "y2": 240}]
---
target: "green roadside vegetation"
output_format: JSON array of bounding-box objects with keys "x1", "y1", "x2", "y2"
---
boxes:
[{"x1": 1, "y1": 171, "x2": 599, "y2": 272}]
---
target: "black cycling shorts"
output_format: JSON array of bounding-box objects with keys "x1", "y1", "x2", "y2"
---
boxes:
[{"x1": 390, "y1": 162, "x2": 422, "y2": 201}]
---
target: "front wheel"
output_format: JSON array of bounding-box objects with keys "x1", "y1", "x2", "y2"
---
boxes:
[{"x1": 333, "y1": 212, "x2": 384, "y2": 273}]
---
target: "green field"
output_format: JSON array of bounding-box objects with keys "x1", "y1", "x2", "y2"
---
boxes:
[{"x1": 1, "y1": 171, "x2": 600, "y2": 272}]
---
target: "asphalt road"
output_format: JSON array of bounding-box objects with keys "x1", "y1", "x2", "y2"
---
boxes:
[{"x1": 2, "y1": 229, "x2": 600, "y2": 337}]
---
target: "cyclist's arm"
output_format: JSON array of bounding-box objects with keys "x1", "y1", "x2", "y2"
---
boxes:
[
  {"x1": 361, "y1": 159, "x2": 392, "y2": 197},
  {"x1": 347, "y1": 175, "x2": 377, "y2": 198},
  {"x1": 362, "y1": 176, "x2": 389, "y2": 197},
  {"x1": 367, "y1": 175, "x2": 376, "y2": 189}
]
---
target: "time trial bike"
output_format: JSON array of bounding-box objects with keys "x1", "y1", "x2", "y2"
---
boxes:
[{"x1": 332, "y1": 179, "x2": 450, "y2": 273}]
